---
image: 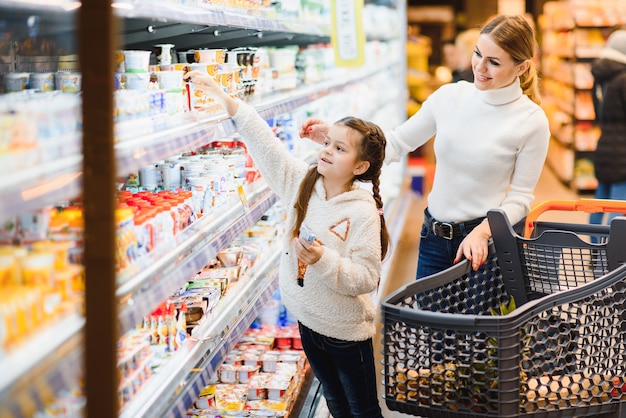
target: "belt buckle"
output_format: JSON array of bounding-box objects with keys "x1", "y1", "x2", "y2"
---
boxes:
[{"x1": 433, "y1": 220, "x2": 454, "y2": 240}]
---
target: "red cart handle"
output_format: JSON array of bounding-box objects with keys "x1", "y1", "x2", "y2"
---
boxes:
[{"x1": 524, "y1": 199, "x2": 626, "y2": 238}]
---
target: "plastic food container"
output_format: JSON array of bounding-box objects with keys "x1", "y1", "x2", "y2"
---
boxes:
[
  {"x1": 20, "y1": 252, "x2": 55, "y2": 287},
  {"x1": 123, "y1": 50, "x2": 151, "y2": 73},
  {"x1": 219, "y1": 364, "x2": 237, "y2": 383},
  {"x1": 237, "y1": 365, "x2": 260, "y2": 383},
  {"x1": 156, "y1": 70, "x2": 183, "y2": 92},
  {"x1": 125, "y1": 72, "x2": 150, "y2": 90},
  {"x1": 30, "y1": 72, "x2": 55, "y2": 92},
  {"x1": 4, "y1": 73, "x2": 30, "y2": 92},
  {"x1": 194, "y1": 48, "x2": 226, "y2": 64},
  {"x1": 58, "y1": 72, "x2": 82, "y2": 92}
]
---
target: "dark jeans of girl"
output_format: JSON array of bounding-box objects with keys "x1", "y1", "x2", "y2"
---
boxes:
[{"x1": 297, "y1": 322, "x2": 383, "y2": 418}]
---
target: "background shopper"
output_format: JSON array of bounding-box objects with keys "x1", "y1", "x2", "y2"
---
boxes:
[
  {"x1": 183, "y1": 69, "x2": 389, "y2": 418},
  {"x1": 301, "y1": 15, "x2": 550, "y2": 279},
  {"x1": 589, "y1": 29, "x2": 626, "y2": 229},
  {"x1": 441, "y1": 37, "x2": 467, "y2": 82},
  {"x1": 452, "y1": 28, "x2": 481, "y2": 82}
]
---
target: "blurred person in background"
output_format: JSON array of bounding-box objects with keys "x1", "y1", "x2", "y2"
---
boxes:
[
  {"x1": 441, "y1": 37, "x2": 461, "y2": 82},
  {"x1": 440, "y1": 29, "x2": 478, "y2": 83},
  {"x1": 453, "y1": 28, "x2": 480, "y2": 82},
  {"x1": 589, "y1": 29, "x2": 626, "y2": 230}
]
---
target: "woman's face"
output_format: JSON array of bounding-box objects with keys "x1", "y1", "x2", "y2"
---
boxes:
[{"x1": 471, "y1": 33, "x2": 528, "y2": 91}]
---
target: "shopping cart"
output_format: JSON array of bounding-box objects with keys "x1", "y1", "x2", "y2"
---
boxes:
[{"x1": 381, "y1": 199, "x2": 626, "y2": 417}]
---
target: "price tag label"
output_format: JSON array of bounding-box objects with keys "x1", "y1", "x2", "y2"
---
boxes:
[
  {"x1": 238, "y1": 184, "x2": 249, "y2": 212},
  {"x1": 331, "y1": 0, "x2": 366, "y2": 67}
]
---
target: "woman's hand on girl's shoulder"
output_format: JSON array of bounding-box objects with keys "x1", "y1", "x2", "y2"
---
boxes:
[{"x1": 299, "y1": 118, "x2": 329, "y2": 146}]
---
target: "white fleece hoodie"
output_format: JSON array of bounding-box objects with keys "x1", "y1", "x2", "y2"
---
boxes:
[{"x1": 231, "y1": 102, "x2": 382, "y2": 342}]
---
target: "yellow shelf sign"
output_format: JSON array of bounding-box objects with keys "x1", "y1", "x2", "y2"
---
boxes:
[{"x1": 331, "y1": 0, "x2": 366, "y2": 67}]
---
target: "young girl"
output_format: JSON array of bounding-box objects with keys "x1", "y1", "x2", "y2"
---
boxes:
[{"x1": 184, "y1": 70, "x2": 389, "y2": 417}]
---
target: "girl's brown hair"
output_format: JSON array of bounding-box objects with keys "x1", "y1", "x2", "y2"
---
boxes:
[
  {"x1": 481, "y1": 15, "x2": 542, "y2": 105},
  {"x1": 292, "y1": 117, "x2": 390, "y2": 260}
]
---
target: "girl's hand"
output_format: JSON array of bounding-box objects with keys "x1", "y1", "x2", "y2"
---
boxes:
[
  {"x1": 454, "y1": 220, "x2": 491, "y2": 271},
  {"x1": 293, "y1": 236, "x2": 323, "y2": 265},
  {"x1": 183, "y1": 70, "x2": 238, "y2": 115},
  {"x1": 299, "y1": 118, "x2": 329, "y2": 146}
]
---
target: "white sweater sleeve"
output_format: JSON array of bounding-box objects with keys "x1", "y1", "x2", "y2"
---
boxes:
[
  {"x1": 384, "y1": 89, "x2": 439, "y2": 163},
  {"x1": 231, "y1": 102, "x2": 309, "y2": 201}
]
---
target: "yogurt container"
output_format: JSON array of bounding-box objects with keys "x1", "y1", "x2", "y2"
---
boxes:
[
  {"x1": 139, "y1": 165, "x2": 160, "y2": 190},
  {"x1": 30, "y1": 72, "x2": 55, "y2": 92},
  {"x1": 125, "y1": 72, "x2": 150, "y2": 90},
  {"x1": 123, "y1": 50, "x2": 151, "y2": 73},
  {"x1": 158, "y1": 161, "x2": 182, "y2": 189},
  {"x1": 4, "y1": 73, "x2": 30, "y2": 92},
  {"x1": 194, "y1": 48, "x2": 226, "y2": 64},
  {"x1": 58, "y1": 72, "x2": 82, "y2": 93},
  {"x1": 156, "y1": 70, "x2": 183, "y2": 92}
]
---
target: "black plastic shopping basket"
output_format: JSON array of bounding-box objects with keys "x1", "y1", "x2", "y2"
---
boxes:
[{"x1": 381, "y1": 199, "x2": 626, "y2": 417}]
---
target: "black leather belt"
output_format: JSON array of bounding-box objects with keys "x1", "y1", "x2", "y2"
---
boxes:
[{"x1": 424, "y1": 208, "x2": 485, "y2": 240}]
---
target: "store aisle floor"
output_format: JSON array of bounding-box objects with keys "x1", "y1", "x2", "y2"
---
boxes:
[{"x1": 373, "y1": 164, "x2": 584, "y2": 418}]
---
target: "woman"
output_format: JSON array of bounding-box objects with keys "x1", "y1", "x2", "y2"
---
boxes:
[{"x1": 301, "y1": 15, "x2": 550, "y2": 279}]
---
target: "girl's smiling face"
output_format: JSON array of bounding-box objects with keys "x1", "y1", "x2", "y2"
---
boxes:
[{"x1": 471, "y1": 33, "x2": 529, "y2": 91}]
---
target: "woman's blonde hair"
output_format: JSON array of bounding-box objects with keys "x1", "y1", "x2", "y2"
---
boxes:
[{"x1": 480, "y1": 15, "x2": 541, "y2": 105}]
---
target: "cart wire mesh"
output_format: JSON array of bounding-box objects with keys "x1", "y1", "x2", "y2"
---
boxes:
[
  {"x1": 488, "y1": 209, "x2": 626, "y2": 305},
  {"x1": 381, "y1": 214, "x2": 626, "y2": 418}
]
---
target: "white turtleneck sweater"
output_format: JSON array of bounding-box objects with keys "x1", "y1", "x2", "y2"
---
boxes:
[{"x1": 386, "y1": 78, "x2": 550, "y2": 225}]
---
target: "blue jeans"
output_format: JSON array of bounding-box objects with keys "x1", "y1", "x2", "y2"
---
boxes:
[
  {"x1": 298, "y1": 322, "x2": 383, "y2": 418},
  {"x1": 589, "y1": 180, "x2": 626, "y2": 243},
  {"x1": 416, "y1": 221, "x2": 467, "y2": 279}
]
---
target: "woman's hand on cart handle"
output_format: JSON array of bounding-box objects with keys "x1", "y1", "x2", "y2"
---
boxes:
[
  {"x1": 454, "y1": 219, "x2": 492, "y2": 271},
  {"x1": 300, "y1": 118, "x2": 329, "y2": 146}
]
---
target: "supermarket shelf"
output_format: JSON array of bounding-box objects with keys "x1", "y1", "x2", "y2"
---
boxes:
[
  {"x1": 114, "y1": 114, "x2": 225, "y2": 177},
  {"x1": 0, "y1": 0, "x2": 80, "y2": 13},
  {"x1": 540, "y1": 2, "x2": 626, "y2": 195},
  {"x1": 120, "y1": 249, "x2": 280, "y2": 418},
  {"x1": 116, "y1": 180, "x2": 278, "y2": 335},
  {"x1": 0, "y1": 181, "x2": 276, "y2": 418},
  {"x1": 115, "y1": 61, "x2": 403, "y2": 177},
  {"x1": 0, "y1": 61, "x2": 399, "y2": 223},
  {"x1": 114, "y1": 0, "x2": 329, "y2": 36},
  {"x1": 0, "y1": 313, "x2": 84, "y2": 417},
  {"x1": 115, "y1": 1, "x2": 329, "y2": 51},
  {"x1": 0, "y1": 154, "x2": 82, "y2": 221},
  {"x1": 0, "y1": 183, "x2": 279, "y2": 417}
]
